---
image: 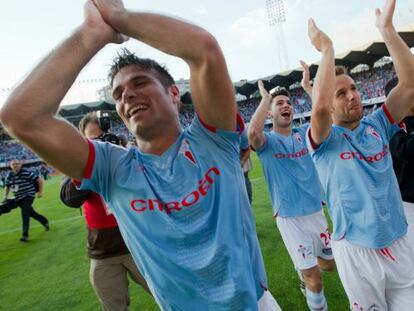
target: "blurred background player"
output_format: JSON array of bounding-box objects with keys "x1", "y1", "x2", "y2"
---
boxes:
[{"x1": 248, "y1": 20, "x2": 335, "y2": 311}]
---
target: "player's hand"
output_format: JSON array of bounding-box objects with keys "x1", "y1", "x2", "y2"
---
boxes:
[
  {"x1": 37, "y1": 192, "x2": 43, "y2": 198},
  {"x1": 92, "y1": 0, "x2": 125, "y2": 25},
  {"x1": 375, "y1": 0, "x2": 396, "y2": 31},
  {"x1": 308, "y1": 18, "x2": 332, "y2": 53},
  {"x1": 258, "y1": 80, "x2": 271, "y2": 101},
  {"x1": 300, "y1": 60, "x2": 312, "y2": 95},
  {"x1": 83, "y1": 0, "x2": 127, "y2": 44}
]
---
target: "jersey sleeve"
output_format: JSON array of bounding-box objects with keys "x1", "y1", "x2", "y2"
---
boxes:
[
  {"x1": 187, "y1": 114, "x2": 243, "y2": 157},
  {"x1": 255, "y1": 132, "x2": 271, "y2": 154},
  {"x1": 306, "y1": 126, "x2": 336, "y2": 158},
  {"x1": 240, "y1": 128, "x2": 250, "y2": 151},
  {"x1": 369, "y1": 105, "x2": 402, "y2": 142},
  {"x1": 27, "y1": 170, "x2": 38, "y2": 181},
  {"x1": 79, "y1": 140, "x2": 123, "y2": 203}
]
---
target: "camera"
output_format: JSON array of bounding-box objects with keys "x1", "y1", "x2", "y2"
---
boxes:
[
  {"x1": 96, "y1": 110, "x2": 120, "y2": 145},
  {"x1": 97, "y1": 110, "x2": 111, "y2": 132},
  {"x1": 96, "y1": 132, "x2": 120, "y2": 145}
]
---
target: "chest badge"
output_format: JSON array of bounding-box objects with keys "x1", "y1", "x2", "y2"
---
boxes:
[{"x1": 179, "y1": 139, "x2": 198, "y2": 167}]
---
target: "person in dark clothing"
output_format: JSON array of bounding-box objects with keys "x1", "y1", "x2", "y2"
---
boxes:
[
  {"x1": 387, "y1": 76, "x2": 414, "y2": 240},
  {"x1": 4, "y1": 159, "x2": 49, "y2": 242}
]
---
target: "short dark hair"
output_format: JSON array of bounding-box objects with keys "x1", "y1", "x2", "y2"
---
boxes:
[
  {"x1": 335, "y1": 66, "x2": 348, "y2": 76},
  {"x1": 385, "y1": 76, "x2": 398, "y2": 97},
  {"x1": 271, "y1": 88, "x2": 291, "y2": 99},
  {"x1": 108, "y1": 48, "x2": 175, "y2": 89},
  {"x1": 78, "y1": 112, "x2": 99, "y2": 136}
]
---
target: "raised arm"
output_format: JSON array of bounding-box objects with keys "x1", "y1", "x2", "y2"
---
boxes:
[
  {"x1": 300, "y1": 60, "x2": 313, "y2": 98},
  {"x1": 308, "y1": 19, "x2": 335, "y2": 146},
  {"x1": 0, "y1": 2, "x2": 126, "y2": 180},
  {"x1": 376, "y1": 0, "x2": 414, "y2": 123},
  {"x1": 93, "y1": 0, "x2": 236, "y2": 131},
  {"x1": 248, "y1": 80, "x2": 272, "y2": 150}
]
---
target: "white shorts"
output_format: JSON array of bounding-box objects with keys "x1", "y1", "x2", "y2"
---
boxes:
[
  {"x1": 331, "y1": 236, "x2": 414, "y2": 311},
  {"x1": 403, "y1": 201, "x2": 414, "y2": 244},
  {"x1": 257, "y1": 289, "x2": 281, "y2": 311},
  {"x1": 276, "y1": 209, "x2": 334, "y2": 271}
]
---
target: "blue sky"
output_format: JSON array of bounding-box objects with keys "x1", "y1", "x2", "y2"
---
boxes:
[{"x1": 0, "y1": 0, "x2": 413, "y2": 105}]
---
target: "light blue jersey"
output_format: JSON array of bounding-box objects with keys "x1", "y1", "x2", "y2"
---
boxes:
[
  {"x1": 307, "y1": 106, "x2": 407, "y2": 249},
  {"x1": 256, "y1": 124, "x2": 323, "y2": 217},
  {"x1": 240, "y1": 128, "x2": 250, "y2": 151},
  {"x1": 80, "y1": 116, "x2": 267, "y2": 311}
]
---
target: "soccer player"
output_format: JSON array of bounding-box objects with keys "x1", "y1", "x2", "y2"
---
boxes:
[
  {"x1": 306, "y1": 0, "x2": 414, "y2": 309},
  {"x1": 248, "y1": 19, "x2": 335, "y2": 311},
  {"x1": 4, "y1": 160, "x2": 49, "y2": 242},
  {"x1": 387, "y1": 77, "x2": 414, "y2": 243},
  {"x1": 0, "y1": 1, "x2": 279, "y2": 310}
]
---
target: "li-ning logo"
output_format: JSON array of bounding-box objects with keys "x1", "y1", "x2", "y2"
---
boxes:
[
  {"x1": 274, "y1": 148, "x2": 308, "y2": 159},
  {"x1": 339, "y1": 145, "x2": 389, "y2": 163},
  {"x1": 130, "y1": 167, "x2": 220, "y2": 214},
  {"x1": 179, "y1": 139, "x2": 198, "y2": 167}
]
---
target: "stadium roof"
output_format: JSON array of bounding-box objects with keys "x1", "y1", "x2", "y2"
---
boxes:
[
  {"x1": 58, "y1": 93, "x2": 194, "y2": 117},
  {"x1": 235, "y1": 24, "x2": 414, "y2": 98},
  {"x1": 58, "y1": 101, "x2": 116, "y2": 118},
  {"x1": 58, "y1": 24, "x2": 414, "y2": 111}
]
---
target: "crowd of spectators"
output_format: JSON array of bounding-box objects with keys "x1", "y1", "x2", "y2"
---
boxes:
[
  {"x1": 352, "y1": 63, "x2": 395, "y2": 100},
  {"x1": 0, "y1": 141, "x2": 38, "y2": 163},
  {"x1": 0, "y1": 63, "x2": 395, "y2": 165}
]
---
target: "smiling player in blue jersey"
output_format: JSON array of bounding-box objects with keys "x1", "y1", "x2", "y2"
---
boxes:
[
  {"x1": 306, "y1": 0, "x2": 414, "y2": 309},
  {"x1": 248, "y1": 20, "x2": 335, "y2": 311},
  {"x1": 0, "y1": 0, "x2": 280, "y2": 310}
]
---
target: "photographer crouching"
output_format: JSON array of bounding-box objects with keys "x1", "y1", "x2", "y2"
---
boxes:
[{"x1": 60, "y1": 111, "x2": 150, "y2": 311}]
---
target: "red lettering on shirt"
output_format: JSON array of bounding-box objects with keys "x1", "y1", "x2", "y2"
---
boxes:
[{"x1": 129, "y1": 167, "x2": 220, "y2": 215}]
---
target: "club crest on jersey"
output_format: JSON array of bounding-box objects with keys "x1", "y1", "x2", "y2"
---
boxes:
[
  {"x1": 293, "y1": 132, "x2": 302, "y2": 143},
  {"x1": 365, "y1": 126, "x2": 380, "y2": 140},
  {"x1": 179, "y1": 139, "x2": 198, "y2": 167}
]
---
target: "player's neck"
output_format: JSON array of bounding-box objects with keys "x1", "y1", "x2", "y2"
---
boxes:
[
  {"x1": 273, "y1": 124, "x2": 291, "y2": 137},
  {"x1": 335, "y1": 120, "x2": 360, "y2": 131},
  {"x1": 137, "y1": 124, "x2": 182, "y2": 155}
]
